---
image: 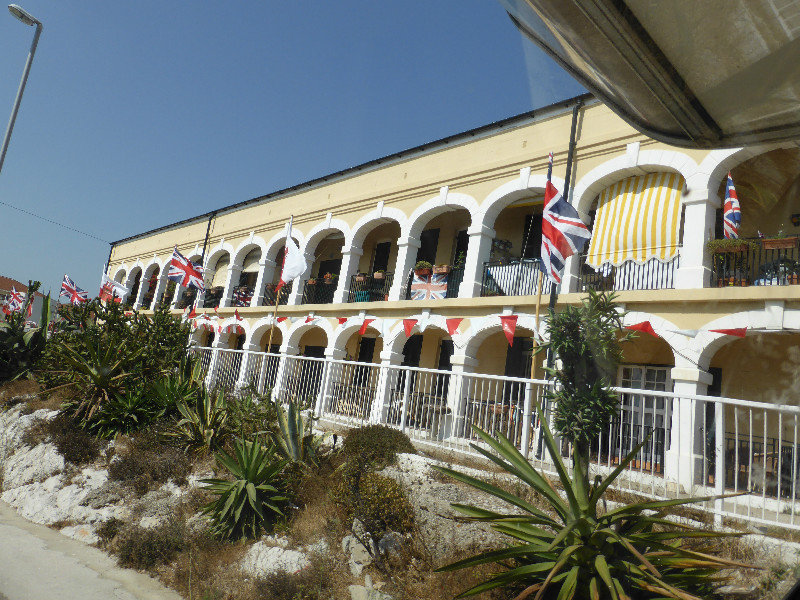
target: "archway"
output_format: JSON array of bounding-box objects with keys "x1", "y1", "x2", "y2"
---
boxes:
[
  {"x1": 204, "y1": 251, "x2": 230, "y2": 308},
  {"x1": 347, "y1": 218, "x2": 402, "y2": 303},
  {"x1": 302, "y1": 230, "x2": 345, "y2": 304},
  {"x1": 140, "y1": 264, "x2": 160, "y2": 309},
  {"x1": 125, "y1": 268, "x2": 142, "y2": 307},
  {"x1": 232, "y1": 246, "x2": 261, "y2": 307}
]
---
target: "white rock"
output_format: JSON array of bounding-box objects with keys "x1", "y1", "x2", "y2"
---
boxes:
[
  {"x1": 240, "y1": 541, "x2": 311, "y2": 577},
  {"x1": 348, "y1": 584, "x2": 393, "y2": 600},
  {"x1": 342, "y1": 534, "x2": 374, "y2": 577},
  {"x1": 2, "y1": 442, "x2": 64, "y2": 491},
  {"x1": 0, "y1": 407, "x2": 57, "y2": 464},
  {"x1": 60, "y1": 524, "x2": 99, "y2": 545}
]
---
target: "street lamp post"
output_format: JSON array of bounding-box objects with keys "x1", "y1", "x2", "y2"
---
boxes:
[{"x1": 0, "y1": 4, "x2": 43, "y2": 177}]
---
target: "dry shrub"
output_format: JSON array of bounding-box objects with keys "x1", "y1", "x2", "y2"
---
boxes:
[
  {"x1": 332, "y1": 468, "x2": 414, "y2": 539},
  {"x1": 0, "y1": 378, "x2": 41, "y2": 407},
  {"x1": 286, "y1": 469, "x2": 346, "y2": 547},
  {"x1": 342, "y1": 424, "x2": 415, "y2": 469},
  {"x1": 253, "y1": 555, "x2": 341, "y2": 600},
  {"x1": 108, "y1": 431, "x2": 191, "y2": 495},
  {"x1": 22, "y1": 411, "x2": 101, "y2": 465},
  {"x1": 96, "y1": 517, "x2": 123, "y2": 548},
  {"x1": 116, "y1": 518, "x2": 188, "y2": 570}
]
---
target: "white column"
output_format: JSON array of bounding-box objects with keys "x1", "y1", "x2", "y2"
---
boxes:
[
  {"x1": 235, "y1": 342, "x2": 262, "y2": 391},
  {"x1": 133, "y1": 276, "x2": 148, "y2": 310},
  {"x1": 169, "y1": 284, "x2": 182, "y2": 310},
  {"x1": 287, "y1": 251, "x2": 315, "y2": 306},
  {"x1": 458, "y1": 224, "x2": 495, "y2": 298},
  {"x1": 333, "y1": 247, "x2": 363, "y2": 304},
  {"x1": 447, "y1": 354, "x2": 479, "y2": 439},
  {"x1": 205, "y1": 332, "x2": 232, "y2": 388},
  {"x1": 252, "y1": 258, "x2": 276, "y2": 307},
  {"x1": 562, "y1": 255, "x2": 581, "y2": 293},
  {"x1": 370, "y1": 349, "x2": 404, "y2": 423},
  {"x1": 388, "y1": 237, "x2": 421, "y2": 301},
  {"x1": 220, "y1": 265, "x2": 242, "y2": 308},
  {"x1": 272, "y1": 342, "x2": 299, "y2": 401},
  {"x1": 317, "y1": 346, "x2": 347, "y2": 418},
  {"x1": 665, "y1": 366, "x2": 713, "y2": 493},
  {"x1": 674, "y1": 193, "x2": 719, "y2": 290},
  {"x1": 152, "y1": 273, "x2": 169, "y2": 309}
]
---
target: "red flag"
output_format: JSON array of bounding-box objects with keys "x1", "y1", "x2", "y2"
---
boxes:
[
  {"x1": 446, "y1": 318, "x2": 463, "y2": 336},
  {"x1": 234, "y1": 309, "x2": 243, "y2": 321},
  {"x1": 337, "y1": 317, "x2": 348, "y2": 325},
  {"x1": 359, "y1": 318, "x2": 375, "y2": 335},
  {"x1": 403, "y1": 318, "x2": 417, "y2": 337},
  {"x1": 187, "y1": 305, "x2": 197, "y2": 319},
  {"x1": 277, "y1": 317, "x2": 288, "y2": 323},
  {"x1": 626, "y1": 321, "x2": 658, "y2": 337},
  {"x1": 500, "y1": 315, "x2": 517, "y2": 347},
  {"x1": 305, "y1": 316, "x2": 315, "y2": 323},
  {"x1": 710, "y1": 327, "x2": 747, "y2": 338}
]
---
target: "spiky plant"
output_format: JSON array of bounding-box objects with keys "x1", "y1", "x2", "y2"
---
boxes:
[
  {"x1": 0, "y1": 282, "x2": 51, "y2": 382},
  {"x1": 201, "y1": 438, "x2": 287, "y2": 540},
  {"x1": 434, "y1": 422, "x2": 749, "y2": 600},
  {"x1": 167, "y1": 387, "x2": 230, "y2": 453},
  {"x1": 268, "y1": 400, "x2": 324, "y2": 467}
]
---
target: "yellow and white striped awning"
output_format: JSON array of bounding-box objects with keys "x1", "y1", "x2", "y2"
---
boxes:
[{"x1": 586, "y1": 172, "x2": 684, "y2": 268}]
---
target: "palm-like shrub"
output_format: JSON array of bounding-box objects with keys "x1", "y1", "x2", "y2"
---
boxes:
[
  {"x1": 268, "y1": 400, "x2": 324, "y2": 467},
  {"x1": 201, "y1": 438, "x2": 287, "y2": 540},
  {"x1": 88, "y1": 388, "x2": 164, "y2": 438},
  {"x1": 434, "y1": 422, "x2": 747, "y2": 600},
  {"x1": 168, "y1": 387, "x2": 230, "y2": 453}
]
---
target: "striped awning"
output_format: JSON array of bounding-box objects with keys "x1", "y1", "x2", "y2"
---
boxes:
[{"x1": 586, "y1": 172, "x2": 684, "y2": 268}]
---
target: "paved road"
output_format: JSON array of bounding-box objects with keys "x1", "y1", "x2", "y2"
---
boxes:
[{"x1": 0, "y1": 501, "x2": 182, "y2": 600}]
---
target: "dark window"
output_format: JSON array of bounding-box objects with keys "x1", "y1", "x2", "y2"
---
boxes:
[
  {"x1": 452, "y1": 229, "x2": 469, "y2": 266},
  {"x1": 302, "y1": 345, "x2": 325, "y2": 358},
  {"x1": 402, "y1": 335, "x2": 423, "y2": 367},
  {"x1": 317, "y1": 258, "x2": 341, "y2": 278},
  {"x1": 416, "y1": 229, "x2": 440, "y2": 264},
  {"x1": 437, "y1": 340, "x2": 454, "y2": 371},
  {"x1": 234, "y1": 335, "x2": 245, "y2": 351},
  {"x1": 504, "y1": 337, "x2": 534, "y2": 379},
  {"x1": 357, "y1": 337, "x2": 377, "y2": 363},
  {"x1": 522, "y1": 215, "x2": 542, "y2": 259},
  {"x1": 372, "y1": 242, "x2": 392, "y2": 273}
]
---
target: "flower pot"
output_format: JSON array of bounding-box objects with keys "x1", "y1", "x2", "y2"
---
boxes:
[
  {"x1": 711, "y1": 244, "x2": 748, "y2": 254},
  {"x1": 373, "y1": 272, "x2": 385, "y2": 280},
  {"x1": 307, "y1": 279, "x2": 317, "y2": 285},
  {"x1": 433, "y1": 265, "x2": 451, "y2": 275},
  {"x1": 762, "y1": 237, "x2": 799, "y2": 250},
  {"x1": 414, "y1": 268, "x2": 432, "y2": 277},
  {"x1": 789, "y1": 274, "x2": 800, "y2": 285},
  {"x1": 354, "y1": 275, "x2": 366, "y2": 283}
]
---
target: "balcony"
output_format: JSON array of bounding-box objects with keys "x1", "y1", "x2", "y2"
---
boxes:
[
  {"x1": 402, "y1": 267, "x2": 464, "y2": 300},
  {"x1": 348, "y1": 273, "x2": 393, "y2": 303},
  {"x1": 710, "y1": 236, "x2": 800, "y2": 287},
  {"x1": 263, "y1": 282, "x2": 291, "y2": 306},
  {"x1": 176, "y1": 287, "x2": 198, "y2": 310},
  {"x1": 203, "y1": 286, "x2": 224, "y2": 309},
  {"x1": 302, "y1": 278, "x2": 337, "y2": 304},
  {"x1": 480, "y1": 259, "x2": 552, "y2": 297},
  {"x1": 577, "y1": 254, "x2": 679, "y2": 292},
  {"x1": 232, "y1": 285, "x2": 254, "y2": 307}
]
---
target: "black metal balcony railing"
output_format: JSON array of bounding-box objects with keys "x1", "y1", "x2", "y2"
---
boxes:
[
  {"x1": 711, "y1": 236, "x2": 800, "y2": 287},
  {"x1": 577, "y1": 254, "x2": 679, "y2": 292},
  {"x1": 176, "y1": 287, "x2": 198, "y2": 310},
  {"x1": 232, "y1": 285, "x2": 254, "y2": 307},
  {"x1": 348, "y1": 273, "x2": 394, "y2": 303},
  {"x1": 402, "y1": 267, "x2": 464, "y2": 300},
  {"x1": 480, "y1": 259, "x2": 553, "y2": 297},
  {"x1": 263, "y1": 282, "x2": 291, "y2": 306},
  {"x1": 302, "y1": 279, "x2": 337, "y2": 304},
  {"x1": 203, "y1": 286, "x2": 224, "y2": 309}
]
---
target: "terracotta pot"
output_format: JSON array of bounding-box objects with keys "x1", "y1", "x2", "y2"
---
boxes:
[
  {"x1": 414, "y1": 268, "x2": 432, "y2": 277},
  {"x1": 762, "y1": 237, "x2": 799, "y2": 250},
  {"x1": 789, "y1": 274, "x2": 800, "y2": 285},
  {"x1": 373, "y1": 272, "x2": 385, "y2": 280},
  {"x1": 307, "y1": 279, "x2": 317, "y2": 285},
  {"x1": 433, "y1": 265, "x2": 451, "y2": 275},
  {"x1": 355, "y1": 275, "x2": 366, "y2": 282}
]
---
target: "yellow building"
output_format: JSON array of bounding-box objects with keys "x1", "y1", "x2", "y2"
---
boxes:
[{"x1": 108, "y1": 95, "x2": 800, "y2": 525}]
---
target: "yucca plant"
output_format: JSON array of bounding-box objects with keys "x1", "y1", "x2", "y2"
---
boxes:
[
  {"x1": 168, "y1": 386, "x2": 230, "y2": 453},
  {"x1": 268, "y1": 400, "x2": 324, "y2": 468},
  {"x1": 201, "y1": 438, "x2": 288, "y2": 540},
  {"x1": 434, "y1": 421, "x2": 749, "y2": 600},
  {"x1": 88, "y1": 388, "x2": 163, "y2": 438}
]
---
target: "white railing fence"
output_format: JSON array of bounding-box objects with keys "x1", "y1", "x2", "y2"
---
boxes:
[{"x1": 188, "y1": 346, "x2": 800, "y2": 531}]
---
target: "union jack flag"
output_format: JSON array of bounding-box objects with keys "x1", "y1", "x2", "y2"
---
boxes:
[
  {"x1": 60, "y1": 275, "x2": 89, "y2": 305},
  {"x1": 168, "y1": 247, "x2": 205, "y2": 291},
  {"x1": 232, "y1": 286, "x2": 253, "y2": 307},
  {"x1": 540, "y1": 152, "x2": 591, "y2": 284},
  {"x1": 410, "y1": 272, "x2": 448, "y2": 301},
  {"x1": 723, "y1": 172, "x2": 741, "y2": 239},
  {"x1": 2, "y1": 287, "x2": 25, "y2": 315}
]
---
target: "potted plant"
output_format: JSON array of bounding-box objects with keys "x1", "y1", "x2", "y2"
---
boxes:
[
  {"x1": 762, "y1": 235, "x2": 799, "y2": 250},
  {"x1": 354, "y1": 272, "x2": 367, "y2": 283},
  {"x1": 414, "y1": 260, "x2": 433, "y2": 277},
  {"x1": 323, "y1": 272, "x2": 338, "y2": 283},
  {"x1": 433, "y1": 264, "x2": 451, "y2": 275},
  {"x1": 453, "y1": 251, "x2": 466, "y2": 270},
  {"x1": 307, "y1": 277, "x2": 317, "y2": 285},
  {"x1": 706, "y1": 238, "x2": 756, "y2": 254},
  {"x1": 373, "y1": 269, "x2": 385, "y2": 280}
]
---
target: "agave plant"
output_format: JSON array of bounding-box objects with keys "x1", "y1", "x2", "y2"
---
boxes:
[
  {"x1": 268, "y1": 400, "x2": 324, "y2": 467},
  {"x1": 201, "y1": 438, "x2": 287, "y2": 540},
  {"x1": 168, "y1": 386, "x2": 230, "y2": 453},
  {"x1": 88, "y1": 388, "x2": 163, "y2": 438},
  {"x1": 434, "y1": 418, "x2": 749, "y2": 600}
]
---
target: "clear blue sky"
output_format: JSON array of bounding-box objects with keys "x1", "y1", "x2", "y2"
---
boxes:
[{"x1": 0, "y1": 1, "x2": 583, "y2": 298}]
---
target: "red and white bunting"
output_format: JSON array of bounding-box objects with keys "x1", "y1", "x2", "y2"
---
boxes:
[
  {"x1": 337, "y1": 317, "x2": 348, "y2": 325},
  {"x1": 305, "y1": 315, "x2": 315, "y2": 324},
  {"x1": 403, "y1": 318, "x2": 417, "y2": 337},
  {"x1": 499, "y1": 315, "x2": 517, "y2": 347},
  {"x1": 221, "y1": 323, "x2": 245, "y2": 335},
  {"x1": 445, "y1": 318, "x2": 463, "y2": 337},
  {"x1": 234, "y1": 309, "x2": 243, "y2": 321},
  {"x1": 277, "y1": 316, "x2": 288, "y2": 323},
  {"x1": 359, "y1": 318, "x2": 375, "y2": 336},
  {"x1": 626, "y1": 321, "x2": 658, "y2": 337}
]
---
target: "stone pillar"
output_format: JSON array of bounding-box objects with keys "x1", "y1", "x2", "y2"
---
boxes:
[
  {"x1": 561, "y1": 254, "x2": 581, "y2": 293},
  {"x1": 220, "y1": 265, "x2": 242, "y2": 308},
  {"x1": 333, "y1": 247, "x2": 363, "y2": 304},
  {"x1": 370, "y1": 349, "x2": 404, "y2": 424},
  {"x1": 674, "y1": 192, "x2": 719, "y2": 290},
  {"x1": 133, "y1": 276, "x2": 148, "y2": 310},
  {"x1": 205, "y1": 332, "x2": 232, "y2": 388},
  {"x1": 152, "y1": 273, "x2": 168, "y2": 309},
  {"x1": 388, "y1": 237, "x2": 421, "y2": 301},
  {"x1": 287, "y1": 251, "x2": 315, "y2": 306},
  {"x1": 235, "y1": 342, "x2": 262, "y2": 391},
  {"x1": 317, "y1": 346, "x2": 347, "y2": 418},
  {"x1": 447, "y1": 354, "x2": 479, "y2": 439},
  {"x1": 458, "y1": 224, "x2": 495, "y2": 298},
  {"x1": 664, "y1": 366, "x2": 713, "y2": 492},
  {"x1": 252, "y1": 258, "x2": 277, "y2": 307},
  {"x1": 272, "y1": 343, "x2": 299, "y2": 401},
  {"x1": 169, "y1": 283, "x2": 182, "y2": 310}
]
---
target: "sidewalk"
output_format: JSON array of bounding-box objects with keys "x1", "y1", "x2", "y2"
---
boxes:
[{"x1": 0, "y1": 501, "x2": 182, "y2": 600}]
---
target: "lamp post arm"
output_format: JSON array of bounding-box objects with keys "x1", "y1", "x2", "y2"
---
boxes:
[{"x1": 0, "y1": 21, "x2": 43, "y2": 177}]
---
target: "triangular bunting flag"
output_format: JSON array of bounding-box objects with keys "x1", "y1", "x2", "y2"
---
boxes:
[
  {"x1": 709, "y1": 327, "x2": 747, "y2": 338},
  {"x1": 359, "y1": 318, "x2": 375, "y2": 336},
  {"x1": 446, "y1": 318, "x2": 463, "y2": 337},
  {"x1": 626, "y1": 321, "x2": 658, "y2": 337},
  {"x1": 187, "y1": 305, "x2": 197, "y2": 319},
  {"x1": 305, "y1": 316, "x2": 315, "y2": 323},
  {"x1": 403, "y1": 318, "x2": 417, "y2": 337},
  {"x1": 337, "y1": 317, "x2": 348, "y2": 325},
  {"x1": 499, "y1": 315, "x2": 517, "y2": 347},
  {"x1": 234, "y1": 309, "x2": 243, "y2": 321},
  {"x1": 667, "y1": 328, "x2": 698, "y2": 338},
  {"x1": 277, "y1": 316, "x2": 288, "y2": 323}
]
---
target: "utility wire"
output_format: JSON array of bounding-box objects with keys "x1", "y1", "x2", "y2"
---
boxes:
[{"x1": 0, "y1": 199, "x2": 109, "y2": 243}]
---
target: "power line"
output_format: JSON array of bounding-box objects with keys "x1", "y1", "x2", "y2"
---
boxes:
[{"x1": 0, "y1": 199, "x2": 110, "y2": 243}]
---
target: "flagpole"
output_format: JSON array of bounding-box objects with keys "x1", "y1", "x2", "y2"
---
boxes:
[
  {"x1": 531, "y1": 270, "x2": 543, "y2": 379},
  {"x1": 266, "y1": 215, "x2": 293, "y2": 354}
]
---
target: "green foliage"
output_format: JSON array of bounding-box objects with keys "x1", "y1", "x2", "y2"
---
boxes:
[
  {"x1": 268, "y1": 400, "x2": 324, "y2": 468},
  {"x1": 706, "y1": 237, "x2": 758, "y2": 254},
  {"x1": 538, "y1": 290, "x2": 630, "y2": 451},
  {"x1": 227, "y1": 389, "x2": 279, "y2": 440},
  {"x1": 168, "y1": 386, "x2": 230, "y2": 454},
  {"x1": 342, "y1": 424, "x2": 415, "y2": 470},
  {"x1": 115, "y1": 518, "x2": 187, "y2": 570},
  {"x1": 333, "y1": 468, "x2": 414, "y2": 538},
  {"x1": 433, "y1": 422, "x2": 747, "y2": 600},
  {"x1": 414, "y1": 260, "x2": 433, "y2": 270},
  {"x1": 201, "y1": 438, "x2": 287, "y2": 540},
  {"x1": 88, "y1": 388, "x2": 164, "y2": 438},
  {"x1": 0, "y1": 282, "x2": 51, "y2": 382},
  {"x1": 254, "y1": 555, "x2": 337, "y2": 600}
]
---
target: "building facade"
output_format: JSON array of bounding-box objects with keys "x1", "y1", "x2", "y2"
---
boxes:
[{"x1": 107, "y1": 95, "x2": 800, "y2": 523}]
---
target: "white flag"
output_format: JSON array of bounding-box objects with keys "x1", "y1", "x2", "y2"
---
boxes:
[{"x1": 276, "y1": 218, "x2": 307, "y2": 293}]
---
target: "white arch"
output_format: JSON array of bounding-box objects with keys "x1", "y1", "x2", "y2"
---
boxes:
[
  {"x1": 384, "y1": 314, "x2": 453, "y2": 356},
  {"x1": 264, "y1": 227, "x2": 306, "y2": 262},
  {"x1": 402, "y1": 192, "x2": 478, "y2": 240},
  {"x1": 301, "y1": 219, "x2": 351, "y2": 257},
  {"x1": 216, "y1": 316, "x2": 251, "y2": 339},
  {"x1": 112, "y1": 264, "x2": 127, "y2": 283},
  {"x1": 203, "y1": 241, "x2": 235, "y2": 270},
  {"x1": 346, "y1": 205, "x2": 408, "y2": 249},
  {"x1": 572, "y1": 149, "x2": 697, "y2": 216},
  {"x1": 620, "y1": 311, "x2": 689, "y2": 368},
  {"x1": 477, "y1": 173, "x2": 562, "y2": 229},
  {"x1": 231, "y1": 235, "x2": 268, "y2": 269},
  {"x1": 246, "y1": 317, "x2": 291, "y2": 349},
  {"x1": 461, "y1": 312, "x2": 547, "y2": 358},
  {"x1": 331, "y1": 320, "x2": 385, "y2": 355},
  {"x1": 284, "y1": 318, "x2": 335, "y2": 351},
  {"x1": 142, "y1": 257, "x2": 162, "y2": 280},
  {"x1": 124, "y1": 261, "x2": 144, "y2": 288}
]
